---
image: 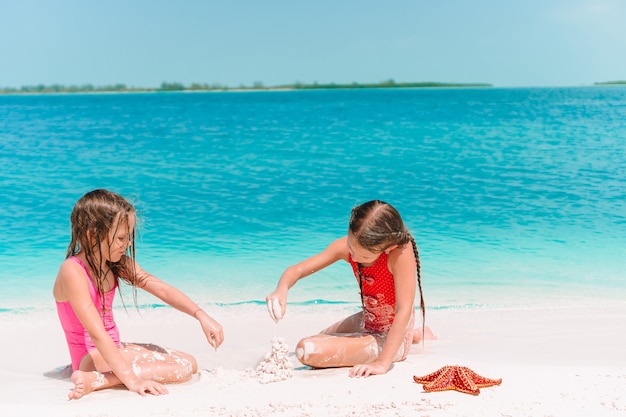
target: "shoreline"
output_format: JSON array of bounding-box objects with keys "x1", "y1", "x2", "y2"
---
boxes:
[
  {"x1": 2, "y1": 301, "x2": 625, "y2": 416},
  {"x1": 3, "y1": 278, "x2": 624, "y2": 315}
]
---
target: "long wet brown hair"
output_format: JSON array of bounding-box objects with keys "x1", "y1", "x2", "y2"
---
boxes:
[
  {"x1": 66, "y1": 189, "x2": 143, "y2": 312},
  {"x1": 349, "y1": 200, "x2": 425, "y2": 340}
]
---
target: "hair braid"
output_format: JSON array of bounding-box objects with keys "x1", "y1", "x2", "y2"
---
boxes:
[{"x1": 409, "y1": 236, "x2": 425, "y2": 346}]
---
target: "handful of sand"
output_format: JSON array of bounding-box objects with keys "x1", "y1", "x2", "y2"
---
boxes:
[{"x1": 255, "y1": 337, "x2": 294, "y2": 384}]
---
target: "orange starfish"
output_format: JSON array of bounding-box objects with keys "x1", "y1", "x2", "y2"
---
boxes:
[{"x1": 413, "y1": 365, "x2": 502, "y2": 395}]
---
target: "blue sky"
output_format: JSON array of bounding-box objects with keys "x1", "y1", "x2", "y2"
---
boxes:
[{"x1": 1, "y1": 0, "x2": 625, "y2": 88}]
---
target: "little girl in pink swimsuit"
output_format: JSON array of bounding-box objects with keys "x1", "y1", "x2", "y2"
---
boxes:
[{"x1": 53, "y1": 189, "x2": 224, "y2": 399}]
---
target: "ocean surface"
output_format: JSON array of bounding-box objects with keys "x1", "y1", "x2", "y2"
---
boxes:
[{"x1": 1, "y1": 87, "x2": 625, "y2": 315}]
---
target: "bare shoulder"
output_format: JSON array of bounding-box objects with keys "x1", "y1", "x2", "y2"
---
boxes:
[
  {"x1": 53, "y1": 258, "x2": 88, "y2": 301},
  {"x1": 328, "y1": 236, "x2": 348, "y2": 249},
  {"x1": 57, "y1": 257, "x2": 85, "y2": 280},
  {"x1": 387, "y1": 243, "x2": 417, "y2": 274},
  {"x1": 326, "y1": 236, "x2": 350, "y2": 261},
  {"x1": 292, "y1": 236, "x2": 349, "y2": 277}
]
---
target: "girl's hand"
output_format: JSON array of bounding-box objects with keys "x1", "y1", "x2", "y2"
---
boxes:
[
  {"x1": 128, "y1": 379, "x2": 169, "y2": 396},
  {"x1": 196, "y1": 311, "x2": 224, "y2": 350},
  {"x1": 265, "y1": 291, "x2": 286, "y2": 322},
  {"x1": 348, "y1": 361, "x2": 390, "y2": 378}
]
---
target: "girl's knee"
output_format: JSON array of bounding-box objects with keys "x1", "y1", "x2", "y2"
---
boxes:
[
  {"x1": 295, "y1": 337, "x2": 315, "y2": 365},
  {"x1": 296, "y1": 336, "x2": 332, "y2": 367},
  {"x1": 295, "y1": 338, "x2": 306, "y2": 363},
  {"x1": 187, "y1": 354, "x2": 198, "y2": 374},
  {"x1": 173, "y1": 351, "x2": 197, "y2": 378}
]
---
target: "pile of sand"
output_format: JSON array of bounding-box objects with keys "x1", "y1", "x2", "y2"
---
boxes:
[{"x1": 254, "y1": 337, "x2": 294, "y2": 384}]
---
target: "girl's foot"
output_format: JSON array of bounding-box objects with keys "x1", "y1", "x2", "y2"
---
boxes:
[
  {"x1": 68, "y1": 370, "x2": 106, "y2": 400},
  {"x1": 412, "y1": 326, "x2": 437, "y2": 344}
]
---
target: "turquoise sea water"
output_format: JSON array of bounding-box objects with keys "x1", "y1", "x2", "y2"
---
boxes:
[{"x1": 1, "y1": 87, "x2": 625, "y2": 314}]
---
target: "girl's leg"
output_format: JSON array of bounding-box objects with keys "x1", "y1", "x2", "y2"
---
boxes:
[
  {"x1": 120, "y1": 343, "x2": 197, "y2": 383},
  {"x1": 297, "y1": 312, "x2": 376, "y2": 368},
  {"x1": 69, "y1": 343, "x2": 197, "y2": 399},
  {"x1": 319, "y1": 311, "x2": 363, "y2": 334},
  {"x1": 412, "y1": 326, "x2": 437, "y2": 344},
  {"x1": 299, "y1": 312, "x2": 435, "y2": 368},
  {"x1": 296, "y1": 333, "x2": 380, "y2": 368},
  {"x1": 68, "y1": 370, "x2": 122, "y2": 400},
  {"x1": 68, "y1": 351, "x2": 124, "y2": 399}
]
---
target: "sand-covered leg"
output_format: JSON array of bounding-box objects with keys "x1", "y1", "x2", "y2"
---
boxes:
[
  {"x1": 296, "y1": 333, "x2": 379, "y2": 368},
  {"x1": 68, "y1": 370, "x2": 120, "y2": 400},
  {"x1": 121, "y1": 343, "x2": 197, "y2": 384}
]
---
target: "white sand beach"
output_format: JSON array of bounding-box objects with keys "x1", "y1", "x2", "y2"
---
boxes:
[{"x1": 1, "y1": 300, "x2": 625, "y2": 417}]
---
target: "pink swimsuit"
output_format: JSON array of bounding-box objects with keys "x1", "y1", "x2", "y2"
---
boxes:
[
  {"x1": 349, "y1": 252, "x2": 415, "y2": 361},
  {"x1": 56, "y1": 256, "x2": 121, "y2": 370}
]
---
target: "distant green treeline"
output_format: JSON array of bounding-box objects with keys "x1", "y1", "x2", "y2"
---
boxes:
[
  {"x1": 594, "y1": 80, "x2": 626, "y2": 85},
  {"x1": 0, "y1": 79, "x2": 493, "y2": 94}
]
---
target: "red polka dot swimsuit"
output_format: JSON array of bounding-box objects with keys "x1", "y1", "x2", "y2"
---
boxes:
[{"x1": 349, "y1": 252, "x2": 397, "y2": 333}]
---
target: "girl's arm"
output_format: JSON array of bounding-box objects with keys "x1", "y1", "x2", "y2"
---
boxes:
[
  {"x1": 349, "y1": 243, "x2": 417, "y2": 377},
  {"x1": 55, "y1": 260, "x2": 166, "y2": 396},
  {"x1": 266, "y1": 237, "x2": 349, "y2": 321},
  {"x1": 130, "y1": 260, "x2": 224, "y2": 350}
]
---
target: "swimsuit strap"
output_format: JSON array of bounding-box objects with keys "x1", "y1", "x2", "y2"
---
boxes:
[{"x1": 67, "y1": 256, "x2": 118, "y2": 293}]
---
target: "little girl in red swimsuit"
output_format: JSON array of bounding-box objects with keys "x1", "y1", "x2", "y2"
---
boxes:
[{"x1": 266, "y1": 200, "x2": 434, "y2": 378}]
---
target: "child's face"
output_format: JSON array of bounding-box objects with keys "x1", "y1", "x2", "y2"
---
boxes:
[
  {"x1": 105, "y1": 215, "x2": 134, "y2": 263},
  {"x1": 347, "y1": 232, "x2": 381, "y2": 266}
]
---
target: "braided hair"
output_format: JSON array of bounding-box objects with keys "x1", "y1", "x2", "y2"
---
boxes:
[{"x1": 349, "y1": 200, "x2": 425, "y2": 341}]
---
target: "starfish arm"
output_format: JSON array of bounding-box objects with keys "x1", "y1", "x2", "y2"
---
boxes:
[
  {"x1": 413, "y1": 366, "x2": 450, "y2": 384},
  {"x1": 455, "y1": 367, "x2": 481, "y2": 395},
  {"x1": 422, "y1": 368, "x2": 457, "y2": 392},
  {"x1": 460, "y1": 366, "x2": 502, "y2": 388}
]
